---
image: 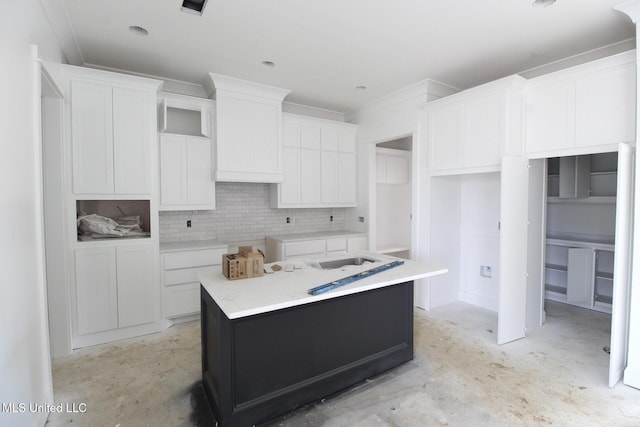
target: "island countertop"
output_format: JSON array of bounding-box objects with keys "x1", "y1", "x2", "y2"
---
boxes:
[{"x1": 199, "y1": 252, "x2": 447, "y2": 319}]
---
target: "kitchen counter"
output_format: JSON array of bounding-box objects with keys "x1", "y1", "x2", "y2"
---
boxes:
[
  {"x1": 159, "y1": 239, "x2": 227, "y2": 253},
  {"x1": 200, "y1": 251, "x2": 447, "y2": 426},
  {"x1": 199, "y1": 252, "x2": 447, "y2": 319}
]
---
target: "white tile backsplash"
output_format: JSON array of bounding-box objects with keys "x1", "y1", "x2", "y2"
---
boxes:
[{"x1": 159, "y1": 182, "x2": 347, "y2": 243}]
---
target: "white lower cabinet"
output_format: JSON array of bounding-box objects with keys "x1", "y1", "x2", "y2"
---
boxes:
[
  {"x1": 265, "y1": 232, "x2": 367, "y2": 263},
  {"x1": 545, "y1": 239, "x2": 614, "y2": 313},
  {"x1": 74, "y1": 244, "x2": 156, "y2": 338},
  {"x1": 161, "y1": 246, "x2": 227, "y2": 318}
]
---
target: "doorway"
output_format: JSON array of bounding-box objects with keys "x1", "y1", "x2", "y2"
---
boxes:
[
  {"x1": 41, "y1": 66, "x2": 70, "y2": 358},
  {"x1": 537, "y1": 147, "x2": 634, "y2": 387},
  {"x1": 375, "y1": 137, "x2": 412, "y2": 259}
]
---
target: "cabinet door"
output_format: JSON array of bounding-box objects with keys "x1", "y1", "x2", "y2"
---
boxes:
[
  {"x1": 300, "y1": 149, "x2": 322, "y2": 204},
  {"x1": 284, "y1": 240, "x2": 326, "y2": 259},
  {"x1": 117, "y1": 245, "x2": 155, "y2": 328},
  {"x1": 498, "y1": 156, "x2": 529, "y2": 345},
  {"x1": 566, "y1": 248, "x2": 595, "y2": 305},
  {"x1": 321, "y1": 151, "x2": 339, "y2": 203},
  {"x1": 112, "y1": 88, "x2": 152, "y2": 194},
  {"x1": 280, "y1": 146, "x2": 301, "y2": 204},
  {"x1": 525, "y1": 80, "x2": 574, "y2": 153},
  {"x1": 321, "y1": 128, "x2": 339, "y2": 151},
  {"x1": 75, "y1": 247, "x2": 118, "y2": 335},
  {"x1": 301, "y1": 125, "x2": 321, "y2": 150},
  {"x1": 347, "y1": 236, "x2": 367, "y2": 253},
  {"x1": 164, "y1": 283, "x2": 200, "y2": 318},
  {"x1": 186, "y1": 137, "x2": 214, "y2": 206},
  {"x1": 338, "y1": 152, "x2": 356, "y2": 203},
  {"x1": 575, "y1": 63, "x2": 636, "y2": 148},
  {"x1": 215, "y1": 95, "x2": 282, "y2": 182},
  {"x1": 464, "y1": 93, "x2": 504, "y2": 168},
  {"x1": 428, "y1": 105, "x2": 460, "y2": 171},
  {"x1": 71, "y1": 81, "x2": 114, "y2": 194},
  {"x1": 159, "y1": 134, "x2": 188, "y2": 206}
]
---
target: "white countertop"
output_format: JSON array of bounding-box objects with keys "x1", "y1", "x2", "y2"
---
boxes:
[
  {"x1": 200, "y1": 252, "x2": 447, "y2": 319},
  {"x1": 265, "y1": 230, "x2": 365, "y2": 242},
  {"x1": 160, "y1": 239, "x2": 228, "y2": 253}
]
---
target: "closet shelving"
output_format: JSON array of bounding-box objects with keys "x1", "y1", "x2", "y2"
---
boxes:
[{"x1": 544, "y1": 152, "x2": 617, "y2": 314}]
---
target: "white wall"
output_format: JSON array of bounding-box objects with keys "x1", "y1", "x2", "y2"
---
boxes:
[
  {"x1": 426, "y1": 173, "x2": 501, "y2": 311},
  {"x1": 0, "y1": 1, "x2": 66, "y2": 426},
  {"x1": 458, "y1": 173, "x2": 501, "y2": 311},
  {"x1": 376, "y1": 182, "x2": 411, "y2": 251},
  {"x1": 347, "y1": 79, "x2": 458, "y2": 309}
]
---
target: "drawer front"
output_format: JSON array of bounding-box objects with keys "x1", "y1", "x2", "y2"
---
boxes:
[
  {"x1": 164, "y1": 265, "x2": 217, "y2": 286},
  {"x1": 326, "y1": 250, "x2": 347, "y2": 257},
  {"x1": 326, "y1": 238, "x2": 347, "y2": 252},
  {"x1": 164, "y1": 282, "x2": 200, "y2": 318},
  {"x1": 163, "y1": 248, "x2": 227, "y2": 270},
  {"x1": 284, "y1": 240, "x2": 326, "y2": 258}
]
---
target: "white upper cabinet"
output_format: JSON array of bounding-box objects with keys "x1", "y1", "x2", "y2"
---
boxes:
[
  {"x1": 427, "y1": 75, "x2": 525, "y2": 174},
  {"x1": 159, "y1": 134, "x2": 215, "y2": 210},
  {"x1": 157, "y1": 93, "x2": 215, "y2": 211},
  {"x1": 66, "y1": 67, "x2": 161, "y2": 195},
  {"x1": 526, "y1": 51, "x2": 636, "y2": 157},
  {"x1": 376, "y1": 147, "x2": 410, "y2": 184},
  {"x1": 209, "y1": 73, "x2": 290, "y2": 183},
  {"x1": 271, "y1": 114, "x2": 358, "y2": 208},
  {"x1": 159, "y1": 93, "x2": 212, "y2": 137}
]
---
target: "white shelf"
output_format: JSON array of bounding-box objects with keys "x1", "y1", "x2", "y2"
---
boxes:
[{"x1": 547, "y1": 196, "x2": 616, "y2": 205}]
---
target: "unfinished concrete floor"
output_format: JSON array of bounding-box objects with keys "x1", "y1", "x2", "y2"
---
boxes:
[{"x1": 46, "y1": 301, "x2": 640, "y2": 426}]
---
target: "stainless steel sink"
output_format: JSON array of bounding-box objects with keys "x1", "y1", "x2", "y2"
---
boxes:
[{"x1": 318, "y1": 256, "x2": 378, "y2": 269}]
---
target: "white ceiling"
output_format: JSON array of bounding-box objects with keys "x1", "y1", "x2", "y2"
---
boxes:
[{"x1": 58, "y1": 0, "x2": 635, "y2": 113}]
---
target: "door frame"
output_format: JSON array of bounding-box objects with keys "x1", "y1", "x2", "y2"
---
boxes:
[
  {"x1": 529, "y1": 145, "x2": 634, "y2": 386},
  {"x1": 40, "y1": 60, "x2": 71, "y2": 358},
  {"x1": 367, "y1": 131, "x2": 422, "y2": 303}
]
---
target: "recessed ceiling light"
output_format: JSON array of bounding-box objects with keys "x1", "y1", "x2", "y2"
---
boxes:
[
  {"x1": 355, "y1": 85, "x2": 367, "y2": 91},
  {"x1": 261, "y1": 61, "x2": 276, "y2": 68},
  {"x1": 532, "y1": 0, "x2": 556, "y2": 7},
  {"x1": 181, "y1": 0, "x2": 208, "y2": 16},
  {"x1": 128, "y1": 25, "x2": 149, "y2": 36}
]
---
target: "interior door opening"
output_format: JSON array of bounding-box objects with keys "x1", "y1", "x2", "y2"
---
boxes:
[
  {"x1": 539, "y1": 147, "x2": 634, "y2": 387},
  {"x1": 41, "y1": 68, "x2": 70, "y2": 359},
  {"x1": 375, "y1": 136, "x2": 412, "y2": 260}
]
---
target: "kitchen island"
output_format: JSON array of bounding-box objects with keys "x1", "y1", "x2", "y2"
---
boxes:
[{"x1": 199, "y1": 253, "x2": 447, "y2": 426}]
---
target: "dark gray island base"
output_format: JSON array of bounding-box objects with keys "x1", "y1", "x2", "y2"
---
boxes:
[{"x1": 200, "y1": 281, "x2": 414, "y2": 426}]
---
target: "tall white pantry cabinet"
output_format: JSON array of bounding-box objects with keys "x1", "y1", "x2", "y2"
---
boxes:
[
  {"x1": 424, "y1": 50, "x2": 635, "y2": 387},
  {"x1": 62, "y1": 65, "x2": 164, "y2": 349}
]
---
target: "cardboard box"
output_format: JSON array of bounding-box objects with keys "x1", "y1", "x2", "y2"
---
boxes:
[
  {"x1": 245, "y1": 251, "x2": 264, "y2": 278},
  {"x1": 222, "y1": 247, "x2": 264, "y2": 280},
  {"x1": 222, "y1": 253, "x2": 246, "y2": 280}
]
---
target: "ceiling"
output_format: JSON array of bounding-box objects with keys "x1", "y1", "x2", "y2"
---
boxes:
[{"x1": 58, "y1": 0, "x2": 635, "y2": 113}]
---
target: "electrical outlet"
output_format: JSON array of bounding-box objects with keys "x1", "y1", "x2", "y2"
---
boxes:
[
  {"x1": 480, "y1": 265, "x2": 492, "y2": 278},
  {"x1": 330, "y1": 215, "x2": 334, "y2": 222},
  {"x1": 286, "y1": 217, "x2": 290, "y2": 224},
  {"x1": 358, "y1": 216, "x2": 365, "y2": 223},
  {"x1": 186, "y1": 220, "x2": 192, "y2": 228}
]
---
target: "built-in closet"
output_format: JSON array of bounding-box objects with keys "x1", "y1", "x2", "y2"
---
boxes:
[{"x1": 544, "y1": 152, "x2": 618, "y2": 314}]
